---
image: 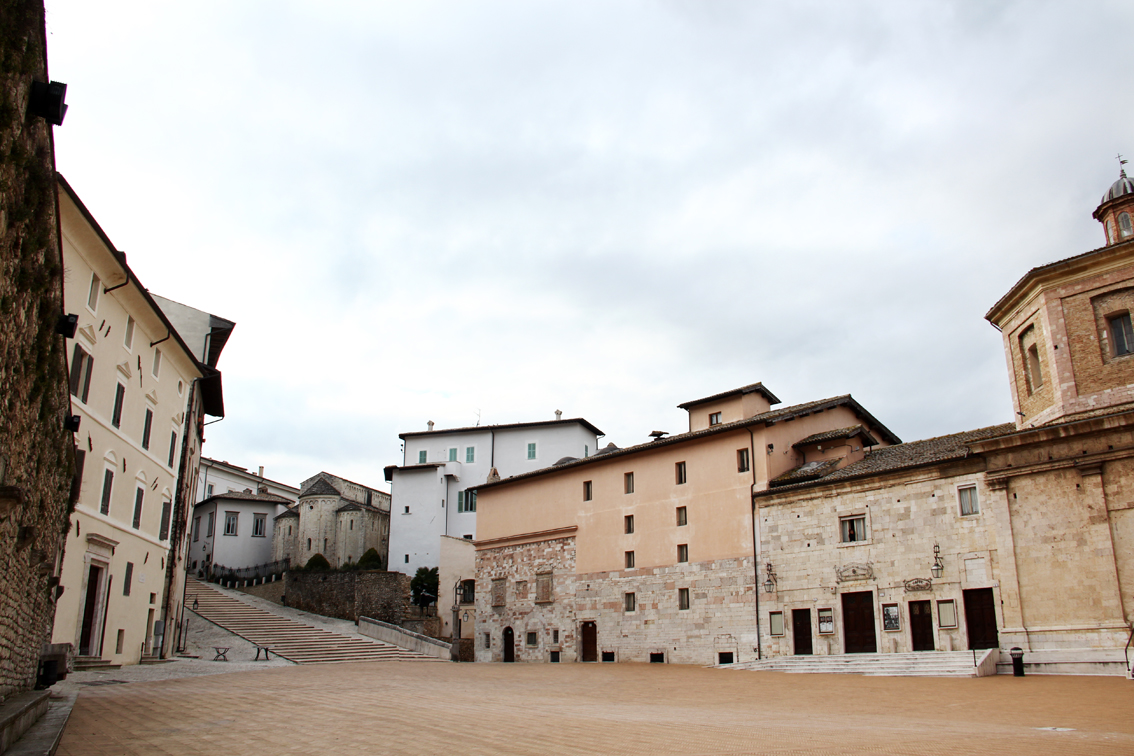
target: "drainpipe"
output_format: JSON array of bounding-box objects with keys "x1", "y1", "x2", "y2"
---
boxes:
[{"x1": 747, "y1": 426, "x2": 762, "y2": 660}]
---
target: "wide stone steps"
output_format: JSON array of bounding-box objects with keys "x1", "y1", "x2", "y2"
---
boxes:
[
  {"x1": 722, "y1": 651, "x2": 983, "y2": 677},
  {"x1": 184, "y1": 578, "x2": 445, "y2": 665},
  {"x1": 72, "y1": 656, "x2": 121, "y2": 671}
]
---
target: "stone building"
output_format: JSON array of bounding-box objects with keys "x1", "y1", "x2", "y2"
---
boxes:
[
  {"x1": 273, "y1": 472, "x2": 390, "y2": 569},
  {"x1": 0, "y1": 0, "x2": 76, "y2": 700},
  {"x1": 472, "y1": 388, "x2": 899, "y2": 664},
  {"x1": 51, "y1": 177, "x2": 228, "y2": 666},
  {"x1": 754, "y1": 167, "x2": 1134, "y2": 674}
]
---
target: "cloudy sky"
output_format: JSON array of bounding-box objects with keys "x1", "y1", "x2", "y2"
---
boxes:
[{"x1": 44, "y1": 0, "x2": 1134, "y2": 489}]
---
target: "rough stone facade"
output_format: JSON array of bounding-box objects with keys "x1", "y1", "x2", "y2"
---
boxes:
[
  {"x1": 273, "y1": 472, "x2": 390, "y2": 570},
  {"x1": 284, "y1": 570, "x2": 409, "y2": 625},
  {"x1": 0, "y1": 1, "x2": 75, "y2": 700}
]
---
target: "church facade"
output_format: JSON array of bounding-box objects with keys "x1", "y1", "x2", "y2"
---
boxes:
[{"x1": 273, "y1": 472, "x2": 391, "y2": 570}]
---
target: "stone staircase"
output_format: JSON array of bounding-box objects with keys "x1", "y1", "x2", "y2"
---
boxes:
[
  {"x1": 184, "y1": 578, "x2": 446, "y2": 664},
  {"x1": 721, "y1": 651, "x2": 991, "y2": 677},
  {"x1": 72, "y1": 656, "x2": 121, "y2": 672}
]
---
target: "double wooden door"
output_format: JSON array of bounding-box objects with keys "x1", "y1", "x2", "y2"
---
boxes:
[
  {"x1": 963, "y1": 588, "x2": 999, "y2": 650},
  {"x1": 909, "y1": 600, "x2": 934, "y2": 651},
  {"x1": 792, "y1": 609, "x2": 813, "y2": 655},
  {"x1": 841, "y1": 591, "x2": 877, "y2": 653}
]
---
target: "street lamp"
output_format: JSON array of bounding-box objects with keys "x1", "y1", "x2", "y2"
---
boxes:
[{"x1": 931, "y1": 543, "x2": 944, "y2": 579}]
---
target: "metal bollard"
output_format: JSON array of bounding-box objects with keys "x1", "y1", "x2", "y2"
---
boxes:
[{"x1": 1010, "y1": 647, "x2": 1025, "y2": 677}]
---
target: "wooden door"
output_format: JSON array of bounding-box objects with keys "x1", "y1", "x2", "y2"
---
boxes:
[
  {"x1": 841, "y1": 591, "x2": 877, "y2": 653},
  {"x1": 963, "y1": 588, "x2": 999, "y2": 650},
  {"x1": 909, "y1": 600, "x2": 934, "y2": 651},
  {"x1": 792, "y1": 609, "x2": 813, "y2": 655},
  {"x1": 580, "y1": 621, "x2": 597, "y2": 662},
  {"x1": 502, "y1": 627, "x2": 515, "y2": 662},
  {"x1": 79, "y1": 564, "x2": 102, "y2": 656}
]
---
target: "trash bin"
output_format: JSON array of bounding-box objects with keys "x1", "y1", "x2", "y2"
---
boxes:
[{"x1": 1009, "y1": 647, "x2": 1025, "y2": 677}]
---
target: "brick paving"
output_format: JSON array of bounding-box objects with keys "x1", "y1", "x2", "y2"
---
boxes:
[{"x1": 57, "y1": 663, "x2": 1134, "y2": 755}]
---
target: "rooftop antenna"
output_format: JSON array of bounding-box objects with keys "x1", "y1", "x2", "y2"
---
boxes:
[{"x1": 475, "y1": 409, "x2": 481, "y2": 427}]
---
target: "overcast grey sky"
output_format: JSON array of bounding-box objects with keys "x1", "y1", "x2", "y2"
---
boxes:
[{"x1": 44, "y1": 0, "x2": 1134, "y2": 489}]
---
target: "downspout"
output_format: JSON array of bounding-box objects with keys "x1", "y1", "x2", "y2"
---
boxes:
[
  {"x1": 490, "y1": 431, "x2": 495, "y2": 468},
  {"x1": 747, "y1": 426, "x2": 762, "y2": 660}
]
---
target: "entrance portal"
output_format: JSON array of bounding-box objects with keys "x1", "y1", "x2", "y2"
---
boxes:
[
  {"x1": 841, "y1": 591, "x2": 877, "y2": 653},
  {"x1": 792, "y1": 608, "x2": 813, "y2": 655},
  {"x1": 502, "y1": 627, "x2": 515, "y2": 662},
  {"x1": 909, "y1": 600, "x2": 934, "y2": 651},
  {"x1": 79, "y1": 564, "x2": 103, "y2": 656},
  {"x1": 963, "y1": 588, "x2": 999, "y2": 650},
  {"x1": 580, "y1": 621, "x2": 597, "y2": 662}
]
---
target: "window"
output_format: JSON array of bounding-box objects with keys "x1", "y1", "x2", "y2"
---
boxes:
[
  {"x1": 418, "y1": 450, "x2": 427, "y2": 464},
  {"x1": 206, "y1": 511, "x2": 214, "y2": 536},
  {"x1": 527, "y1": 442, "x2": 537, "y2": 460},
  {"x1": 206, "y1": 484, "x2": 214, "y2": 498},
  {"x1": 132, "y1": 488, "x2": 144, "y2": 529},
  {"x1": 193, "y1": 516, "x2": 201, "y2": 542},
  {"x1": 678, "y1": 587, "x2": 691, "y2": 611},
  {"x1": 818, "y1": 608, "x2": 834, "y2": 634},
  {"x1": 584, "y1": 445, "x2": 589, "y2": 458},
  {"x1": 709, "y1": 412, "x2": 721, "y2": 426},
  {"x1": 448, "y1": 447, "x2": 457, "y2": 462},
  {"x1": 677, "y1": 544, "x2": 688, "y2": 563},
  {"x1": 457, "y1": 490, "x2": 464, "y2": 512},
  {"x1": 624, "y1": 515, "x2": 634, "y2": 534},
  {"x1": 168, "y1": 432, "x2": 178, "y2": 467},
  {"x1": 737, "y1": 448, "x2": 750, "y2": 473},
  {"x1": 159, "y1": 500, "x2": 171, "y2": 540},
  {"x1": 840, "y1": 514, "x2": 867, "y2": 543},
  {"x1": 87, "y1": 273, "x2": 100, "y2": 311},
  {"x1": 69, "y1": 344, "x2": 94, "y2": 403},
  {"x1": 404, "y1": 553, "x2": 408, "y2": 563},
  {"x1": 484, "y1": 633, "x2": 491, "y2": 650},
  {"x1": 1121, "y1": 211, "x2": 1133, "y2": 238},
  {"x1": 141, "y1": 408, "x2": 153, "y2": 450},
  {"x1": 937, "y1": 599, "x2": 958, "y2": 628},
  {"x1": 404, "y1": 505, "x2": 410, "y2": 514},
  {"x1": 1108, "y1": 219, "x2": 1118, "y2": 244},
  {"x1": 466, "y1": 446, "x2": 475, "y2": 463},
  {"x1": 552, "y1": 629, "x2": 559, "y2": 644},
  {"x1": 253, "y1": 513, "x2": 267, "y2": 537},
  {"x1": 1019, "y1": 324, "x2": 1044, "y2": 393},
  {"x1": 124, "y1": 316, "x2": 135, "y2": 350},
  {"x1": 959, "y1": 485, "x2": 979, "y2": 516},
  {"x1": 624, "y1": 592, "x2": 636, "y2": 612},
  {"x1": 624, "y1": 472, "x2": 634, "y2": 494},
  {"x1": 491, "y1": 578, "x2": 506, "y2": 607},
  {"x1": 625, "y1": 551, "x2": 635, "y2": 569},
  {"x1": 152, "y1": 349, "x2": 162, "y2": 378},
  {"x1": 123, "y1": 562, "x2": 133, "y2": 596},
  {"x1": 533, "y1": 573, "x2": 552, "y2": 603},
  {"x1": 526, "y1": 631, "x2": 538, "y2": 647},
  {"x1": 675, "y1": 461, "x2": 687, "y2": 485},
  {"x1": 460, "y1": 579, "x2": 475, "y2": 604},
  {"x1": 1111, "y1": 313, "x2": 1134, "y2": 357},
  {"x1": 111, "y1": 384, "x2": 126, "y2": 428},
  {"x1": 224, "y1": 511, "x2": 238, "y2": 536},
  {"x1": 100, "y1": 469, "x2": 114, "y2": 515},
  {"x1": 769, "y1": 611, "x2": 784, "y2": 636},
  {"x1": 583, "y1": 480, "x2": 592, "y2": 501},
  {"x1": 676, "y1": 506, "x2": 687, "y2": 526},
  {"x1": 457, "y1": 490, "x2": 476, "y2": 513},
  {"x1": 115, "y1": 629, "x2": 125, "y2": 654}
]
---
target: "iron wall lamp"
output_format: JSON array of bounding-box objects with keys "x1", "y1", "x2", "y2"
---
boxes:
[
  {"x1": 29, "y1": 81, "x2": 68, "y2": 125},
  {"x1": 763, "y1": 562, "x2": 777, "y2": 593},
  {"x1": 931, "y1": 542, "x2": 944, "y2": 579}
]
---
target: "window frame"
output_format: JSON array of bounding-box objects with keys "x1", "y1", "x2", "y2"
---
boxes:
[
  {"x1": 737, "y1": 448, "x2": 750, "y2": 473},
  {"x1": 583, "y1": 480, "x2": 592, "y2": 501},
  {"x1": 677, "y1": 543, "x2": 688, "y2": 563},
  {"x1": 159, "y1": 500, "x2": 172, "y2": 541},
  {"x1": 624, "y1": 514, "x2": 634, "y2": 534},
  {"x1": 817, "y1": 607, "x2": 834, "y2": 634},
  {"x1": 86, "y1": 272, "x2": 100, "y2": 312},
  {"x1": 678, "y1": 587, "x2": 690, "y2": 611},
  {"x1": 167, "y1": 431, "x2": 178, "y2": 468},
  {"x1": 676, "y1": 506, "x2": 687, "y2": 526},
  {"x1": 958, "y1": 485, "x2": 979, "y2": 516},
  {"x1": 141, "y1": 408, "x2": 154, "y2": 450},
  {"x1": 709, "y1": 412, "x2": 721, "y2": 426},
  {"x1": 224, "y1": 511, "x2": 239, "y2": 536},
  {"x1": 769, "y1": 611, "x2": 784, "y2": 636},
  {"x1": 624, "y1": 472, "x2": 634, "y2": 494},
  {"x1": 465, "y1": 446, "x2": 475, "y2": 463},
  {"x1": 526, "y1": 631, "x2": 538, "y2": 647},
  {"x1": 937, "y1": 599, "x2": 958, "y2": 629},
  {"x1": 448, "y1": 447, "x2": 457, "y2": 462},
  {"x1": 253, "y1": 513, "x2": 267, "y2": 537},
  {"x1": 625, "y1": 550, "x2": 635, "y2": 569},
  {"x1": 152, "y1": 348, "x2": 162, "y2": 379},
  {"x1": 675, "y1": 461, "x2": 687, "y2": 485},
  {"x1": 1121, "y1": 211, "x2": 1133, "y2": 238},
  {"x1": 1110, "y1": 312, "x2": 1134, "y2": 358},
  {"x1": 527, "y1": 442, "x2": 537, "y2": 460},
  {"x1": 111, "y1": 383, "x2": 126, "y2": 428},
  {"x1": 69, "y1": 344, "x2": 94, "y2": 404},
  {"x1": 206, "y1": 511, "x2": 214, "y2": 537},
  {"x1": 99, "y1": 469, "x2": 114, "y2": 515},
  {"x1": 124, "y1": 316, "x2": 135, "y2": 351},
  {"x1": 418, "y1": 450, "x2": 427, "y2": 464},
  {"x1": 132, "y1": 487, "x2": 144, "y2": 529},
  {"x1": 624, "y1": 592, "x2": 636, "y2": 613},
  {"x1": 839, "y1": 514, "x2": 869, "y2": 544}
]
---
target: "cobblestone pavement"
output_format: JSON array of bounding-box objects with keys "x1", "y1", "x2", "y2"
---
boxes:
[{"x1": 57, "y1": 663, "x2": 1134, "y2": 755}]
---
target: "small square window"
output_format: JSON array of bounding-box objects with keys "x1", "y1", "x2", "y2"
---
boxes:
[
  {"x1": 404, "y1": 554, "x2": 409, "y2": 563},
  {"x1": 959, "y1": 485, "x2": 979, "y2": 516},
  {"x1": 624, "y1": 515, "x2": 634, "y2": 534},
  {"x1": 625, "y1": 550, "x2": 635, "y2": 569},
  {"x1": 737, "y1": 448, "x2": 750, "y2": 473},
  {"x1": 676, "y1": 506, "x2": 687, "y2": 526},
  {"x1": 675, "y1": 461, "x2": 687, "y2": 485},
  {"x1": 678, "y1": 587, "x2": 690, "y2": 611},
  {"x1": 466, "y1": 446, "x2": 475, "y2": 463},
  {"x1": 624, "y1": 472, "x2": 634, "y2": 494},
  {"x1": 769, "y1": 611, "x2": 784, "y2": 636},
  {"x1": 709, "y1": 412, "x2": 721, "y2": 426},
  {"x1": 448, "y1": 447, "x2": 457, "y2": 462},
  {"x1": 840, "y1": 515, "x2": 867, "y2": 543},
  {"x1": 677, "y1": 544, "x2": 688, "y2": 563},
  {"x1": 937, "y1": 599, "x2": 958, "y2": 628},
  {"x1": 418, "y1": 450, "x2": 427, "y2": 464},
  {"x1": 527, "y1": 442, "x2": 537, "y2": 460},
  {"x1": 624, "y1": 592, "x2": 636, "y2": 612},
  {"x1": 583, "y1": 480, "x2": 592, "y2": 501},
  {"x1": 526, "y1": 631, "x2": 538, "y2": 647}
]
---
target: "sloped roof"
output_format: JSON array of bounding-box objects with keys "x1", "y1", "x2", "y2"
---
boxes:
[
  {"x1": 275, "y1": 507, "x2": 299, "y2": 519},
  {"x1": 677, "y1": 382, "x2": 781, "y2": 410},
  {"x1": 299, "y1": 477, "x2": 340, "y2": 498},
  {"x1": 792, "y1": 425, "x2": 878, "y2": 448},
  {"x1": 399, "y1": 417, "x2": 604, "y2": 439},
  {"x1": 770, "y1": 458, "x2": 843, "y2": 486},
  {"x1": 198, "y1": 490, "x2": 291, "y2": 505}
]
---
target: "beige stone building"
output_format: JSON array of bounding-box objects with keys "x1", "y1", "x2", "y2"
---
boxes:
[
  {"x1": 273, "y1": 472, "x2": 390, "y2": 569},
  {"x1": 473, "y1": 387, "x2": 899, "y2": 664},
  {"x1": 52, "y1": 176, "x2": 228, "y2": 666}
]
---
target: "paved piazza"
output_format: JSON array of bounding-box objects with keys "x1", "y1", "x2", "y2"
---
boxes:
[{"x1": 58, "y1": 662, "x2": 1134, "y2": 755}]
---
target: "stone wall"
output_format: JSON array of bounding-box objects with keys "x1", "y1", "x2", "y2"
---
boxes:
[
  {"x1": 0, "y1": 0, "x2": 75, "y2": 701},
  {"x1": 233, "y1": 579, "x2": 285, "y2": 604},
  {"x1": 284, "y1": 570, "x2": 409, "y2": 624}
]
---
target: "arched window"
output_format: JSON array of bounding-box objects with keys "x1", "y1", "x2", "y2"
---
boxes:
[
  {"x1": 1120, "y1": 212, "x2": 1133, "y2": 238},
  {"x1": 1107, "y1": 219, "x2": 1117, "y2": 244},
  {"x1": 1019, "y1": 325, "x2": 1044, "y2": 395}
]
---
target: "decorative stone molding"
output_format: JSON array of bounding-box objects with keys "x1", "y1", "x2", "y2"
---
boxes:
[
  {"x1": 903, "y1": 578, "x2": 933, "y2": 592},
  {"x1": 835, "y1": 563, "x2": 873, "y2": 582}
]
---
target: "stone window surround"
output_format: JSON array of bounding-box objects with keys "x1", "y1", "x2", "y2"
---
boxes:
[
  {"x1": 957, "y1": 483, "x2": 980, "y2": 517},
  {"x1": 837, "y1": 510, "x2": 871, "y2": 546}
]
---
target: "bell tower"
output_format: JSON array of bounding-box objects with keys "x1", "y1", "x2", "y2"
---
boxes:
[{"x1": 1093, "y1": 156, "x2": 1134, "y2": 246}]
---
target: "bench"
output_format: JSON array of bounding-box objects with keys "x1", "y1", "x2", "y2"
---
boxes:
[
  {"x1": 212, "y1": 647, "x2": 229, "y2": 661},
  {"x1": 254, "y1": 645, "x2": 273, "y2": 661}
]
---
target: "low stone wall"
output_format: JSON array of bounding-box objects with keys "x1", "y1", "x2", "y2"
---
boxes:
[
  {"x1": 234, "y1": 580, "x2": 286, "y2": 604},
  {"x1": 358, "y1": 617, "x2": 451, "y2": 659},
  {"x1": 284, "y1": 571, "x2": 410, "y2": 624}
]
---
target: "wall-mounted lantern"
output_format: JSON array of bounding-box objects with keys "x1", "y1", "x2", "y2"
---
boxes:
[
  {"x1": 29, "y1": 81, "x2": 68, "y2": 125},
  {"x1": 931, "y1": 542, "x2": 944, "y2": 579},
  {"x1": 763, "y1": 562, "x2": 777, "y2": 594}
]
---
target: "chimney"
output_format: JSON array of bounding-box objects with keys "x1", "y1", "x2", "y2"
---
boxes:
[
  {"x1": 427, "y1": 420, "x2": 435, "y2": 431},
  {"x1": 555, "y1": 410, "x2": 562, "y2": 421},
  {"x1": 258, "y1": 465, "x2": 264, "y2": 478}
]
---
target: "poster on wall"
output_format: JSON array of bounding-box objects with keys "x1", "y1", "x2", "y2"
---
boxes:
[{"x1": 882, "y1": 603, "x2": 901, "y2": 631}]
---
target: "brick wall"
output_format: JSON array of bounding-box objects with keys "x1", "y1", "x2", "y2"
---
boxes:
[
  {"x1": 284, "y1": 570, "x2": 410, "y2": 624},
  {"x1": 0, "y1": 0, "x2": 75, "y2": 700}
]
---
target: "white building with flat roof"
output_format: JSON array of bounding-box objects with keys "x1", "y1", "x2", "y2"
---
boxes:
[{"x1": 385, "y1": 413, "x2": 602, "y2": 577}]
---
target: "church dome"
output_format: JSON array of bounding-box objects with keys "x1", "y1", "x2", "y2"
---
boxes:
[{"x1": 1102, "y1": 170, "x2": 1134, "y2": 204}]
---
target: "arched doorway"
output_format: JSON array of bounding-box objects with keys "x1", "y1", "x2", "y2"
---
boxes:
[
  {"x1": 502, "y1": 627, "x2": 515, "y2": 662},
  {"x1": 580, "y1": 621, "x2": 597, "y2": 662}
]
